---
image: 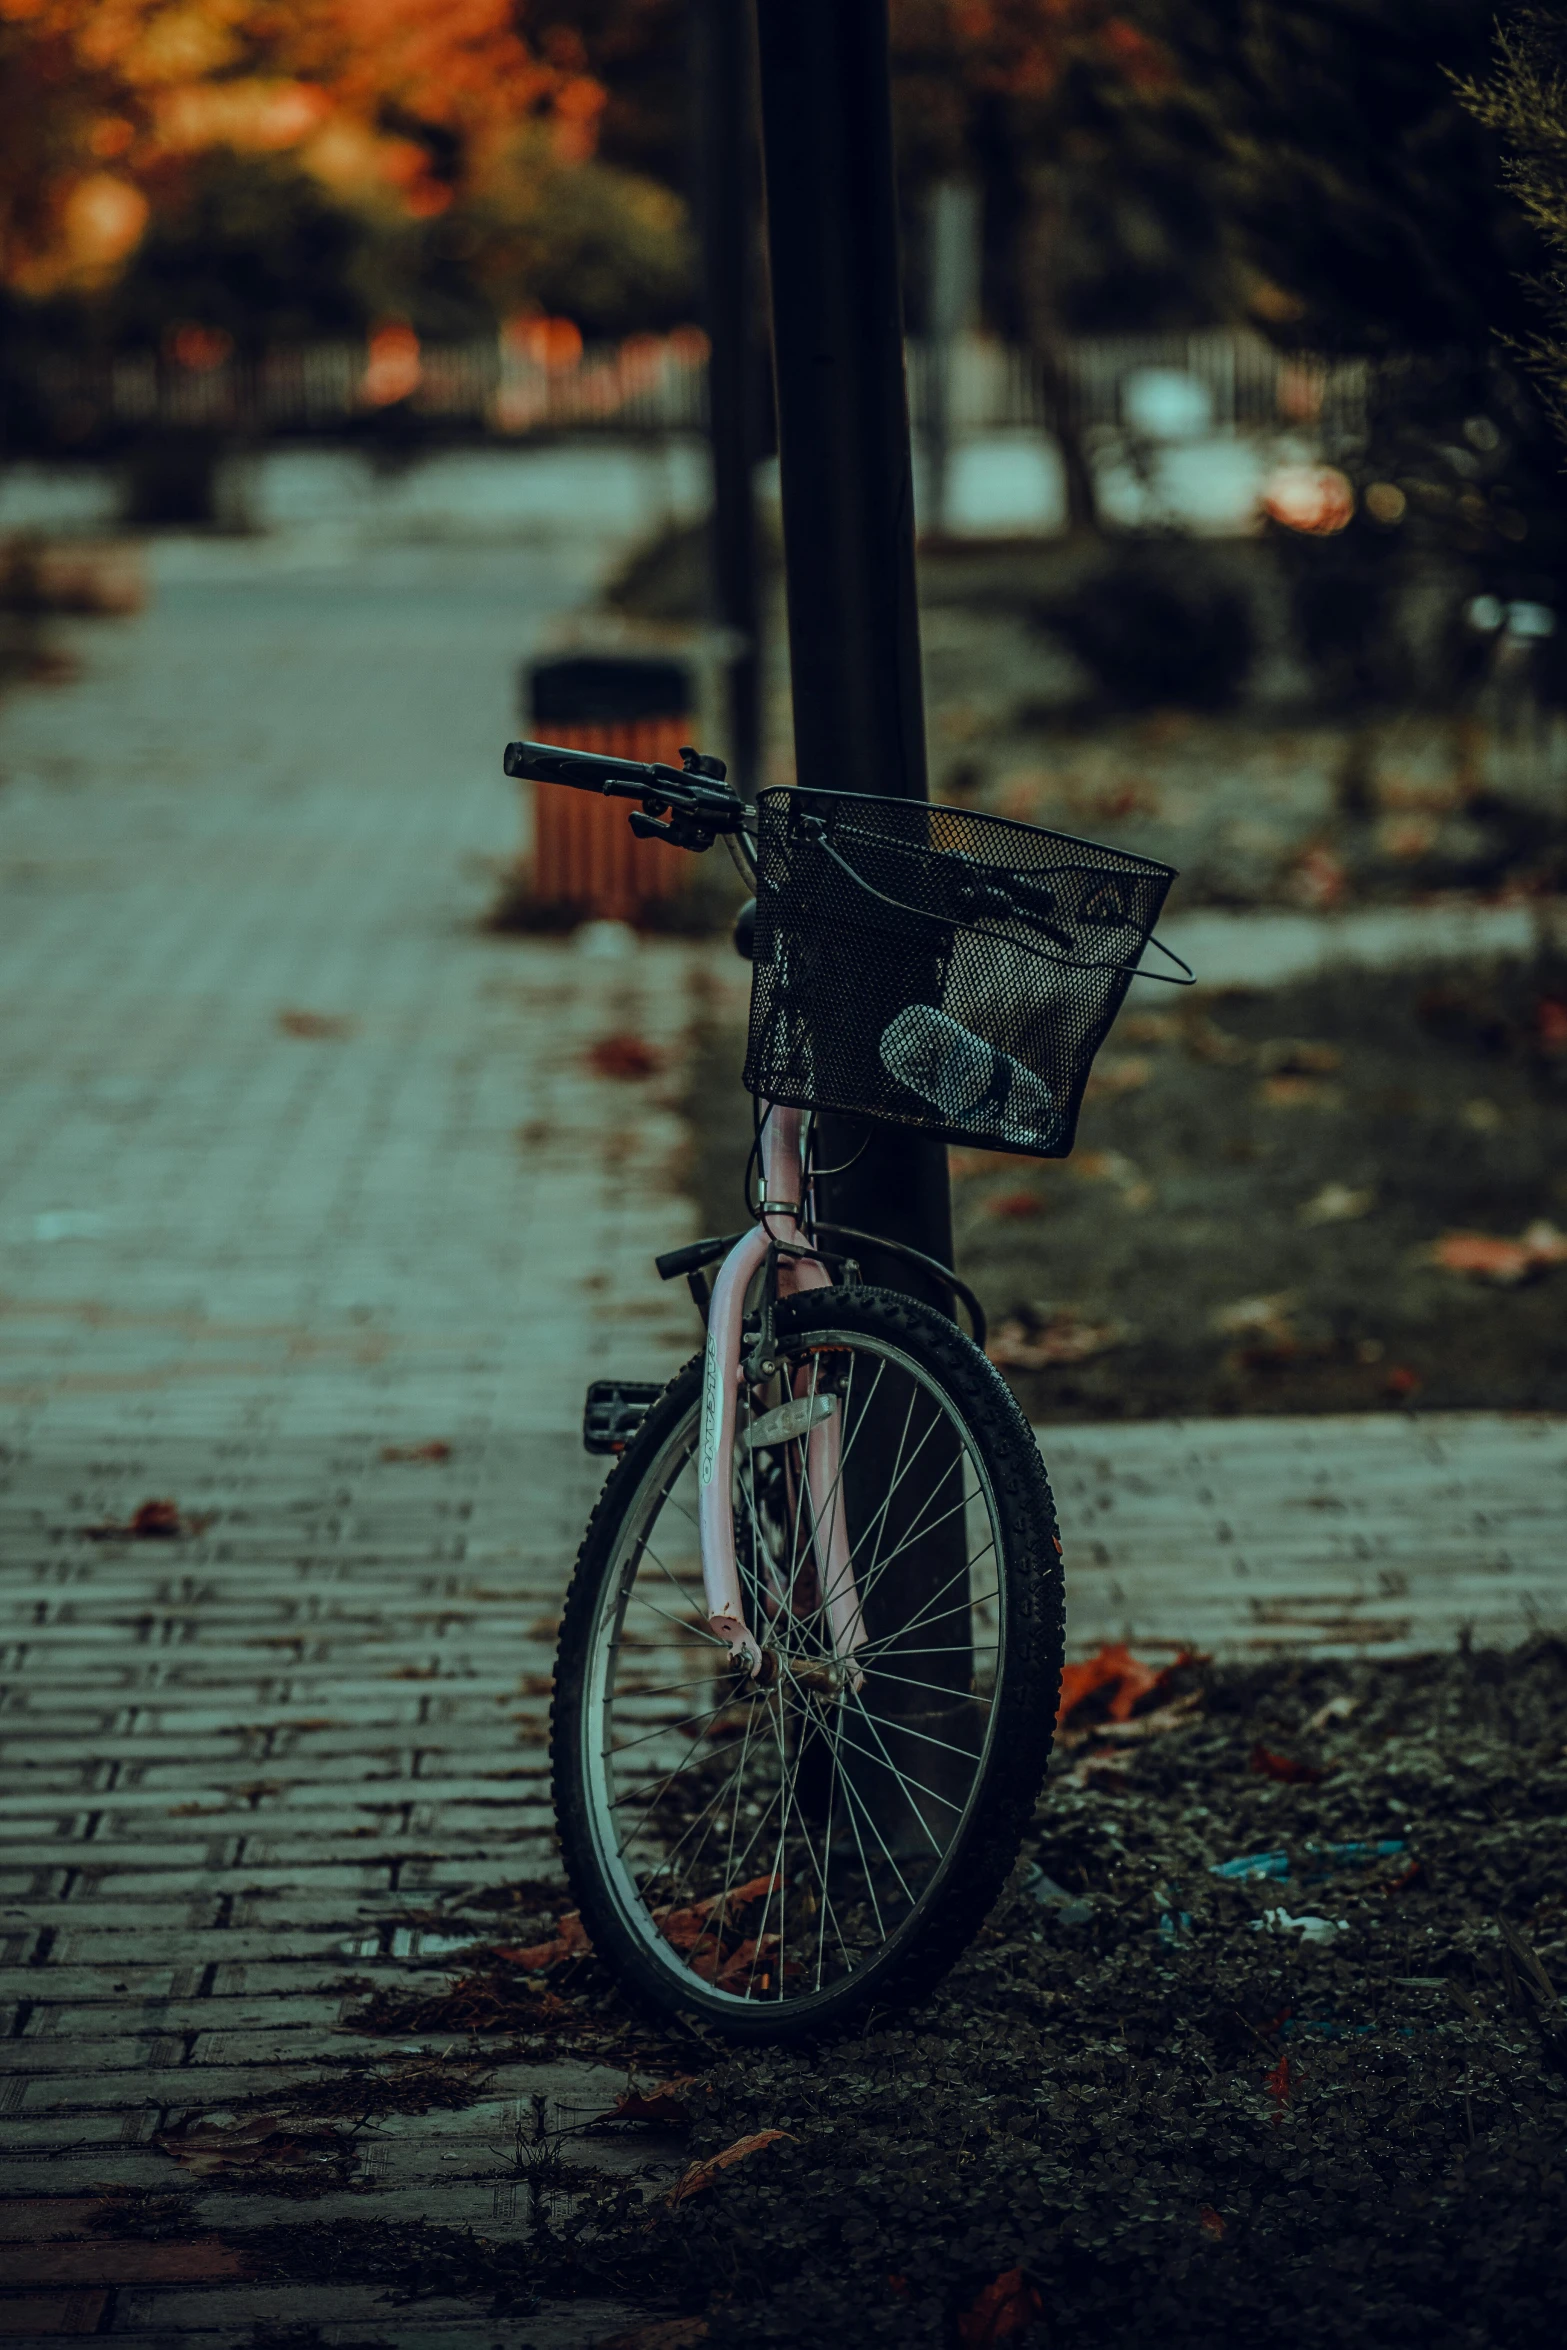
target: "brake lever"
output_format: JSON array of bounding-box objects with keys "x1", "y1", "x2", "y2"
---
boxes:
[{"x1": 629, "y1": 807, "x2": 716, "y2": 853}]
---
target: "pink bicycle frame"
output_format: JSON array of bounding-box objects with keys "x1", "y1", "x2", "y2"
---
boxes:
[{"x1": 696, "y1": 1103, "x2": 865, "y2": 1678}]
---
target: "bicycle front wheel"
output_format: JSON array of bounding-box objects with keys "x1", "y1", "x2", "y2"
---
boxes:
[{"x1": 551, "y1": 1284, "x2": 1064, "y2": 2040}]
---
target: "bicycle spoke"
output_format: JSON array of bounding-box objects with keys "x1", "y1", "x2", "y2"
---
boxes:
[{"x1": 575, "y1": 1315, "x2": 1023, "y2": 2016}]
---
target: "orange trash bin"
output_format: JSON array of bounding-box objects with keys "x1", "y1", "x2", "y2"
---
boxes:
[{"x1": 525, "y1": 654, "x2": 694, "y2": 924}]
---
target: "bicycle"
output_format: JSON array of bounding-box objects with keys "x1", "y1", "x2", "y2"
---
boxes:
[{"x1": 503, "y1": 735, "x2": 1188, "y2": 2042}]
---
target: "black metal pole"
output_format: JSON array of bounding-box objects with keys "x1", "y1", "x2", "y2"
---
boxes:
[
  {"x1": 752, "y1": 0, "x2": 954, "y2": 1304},
  {"x1": 696, "y1": 0, "x2": 761, "y2": 796},
  {"x1": 754, "y1": 0, "x2": 969, "y2": 1858}
]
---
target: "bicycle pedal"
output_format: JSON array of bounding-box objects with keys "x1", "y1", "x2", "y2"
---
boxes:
[{"x1": 583, "y1": 1379, "x2": 663, "y2": 1456}]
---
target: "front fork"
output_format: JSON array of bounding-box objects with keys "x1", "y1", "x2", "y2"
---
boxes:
[{"x1": 696, "y1": 1104, "x2": 864, "y2": 1679}]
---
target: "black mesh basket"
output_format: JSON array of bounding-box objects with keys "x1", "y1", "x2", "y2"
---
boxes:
[{"x1": 742, "y1": 787, "x2": 1183, "y2": 1159}]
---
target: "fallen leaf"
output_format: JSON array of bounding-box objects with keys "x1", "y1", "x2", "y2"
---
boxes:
[
  {"x1": 278, "y1": 1009, "x2": 355, "y2": 1039},
  {"x1": 1537, "y1": 998, "x2": 1567, "y2": 1055},
  {"x1": 1289, "y1": 845, "x2": 1347, "y2": 909},
  {"x1": 982, "y1": 1189, "x2": 1046, "y2": 1219},
  {"x1": 1258, "y1": 1073, "x2": 1343, "y2": 1111},
  {"x1": 1085, "y1": 1053, "x2": 1151, "y2": 1101},
  {"x1": 380, "y1": 1441, "x2": 451, "y2": 1462},
  {"x1": 713, "y1": 1933, "x2": 784, "y2": 1992},
  {"x1": 1266, "y1": 2054, "x2": 1292, "y2": 2122},
  {"x1": 1429, "y1": 1223, "x2": 1567, "y2": 1284},
  {"x1": 1057, "y1": 1643, "x2": 1197, "y2": 1732},
  {"x1": 130, "y1": 1498, "x2": 183, "y2": 1538},
  {"x1": 83, "y1": 1497, "x2": 209, "y2": 1541},
  {"x1": 655, "y1": 1874, "x2": 781, "y2": 1953},
  {"x1": 956, "y1": 2265, "x2": 1045, "y2": 2348},
  {"x1": 1212, "y1": 1290, "x2": 1300, "y2": 1338},
  {"x1": 1298, "y1": 1182, "x2": 1373, "y2": 1226},
  {"x1": 588, "y1": 1033, "x2": 661, "y2": 1079},
  {"x1": 158, "y1": 2113, "x2": 354, "y2": 2182},
  {"x1": 665, "y1": 2129, "x2": 793, "y2": 2205},
  {"x1": 987, "y1": 1307, "x2": 1134, "y2": 1370},
  {"x1": 495, "y1": 1911, "x2": 592, "y2": 1972},
  {"x1": 1384, "y1": 1365, "x2": 1422, "y2": 1397},
  {"x1": 1199, "y1": 2205, "x2": 1227, "y2": 2239},
  {"x1": 593, "y1": 2078, "x2": 696, "y2": 2128},
  {"x1": 1249, "y1": 1744, "x2": 1328, "y2": 1785},
  {"x1": 1212, "y1": 1291, "x2": 1305, "y2": 1366},
  {"x1": 1093, "y1": 1690, "x2": 1204, "y2": 1741}
]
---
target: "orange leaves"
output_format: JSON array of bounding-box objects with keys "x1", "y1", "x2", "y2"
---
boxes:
[
  {"x1": 495, "y1": 1910, "x2": 591, "y2": 1973},
  {"x1": 1199, "y1": 2204, "x2": 1227, "y2": 2239},
  {"x1": 652, "y1": 1875, "x2": 785, "y2": 1987},
  {"x1": 665, "y1": 2129, "x2": 792, "y2": 2207},
  {"x1": 84, "y1": 1496, "x2": 211, "y2": 1540},
  {"x1": 911, "y1": 2, "x2": 1172, "y2": 108},
  {"x1": 1057, "y1": 1642, "x2": 1193, "y2": 1733},
  {"x1": 593, "y1": 2077, "x2": 696, "y2": 2128},
  {"x1": 1429, "y1": 1222, "x2": 1567, "y2": 1285},
  {"x1": 956, "y1": 2266, "x2": 1045, "y2": 2347},
  {"x1": 1266, "y1": 2053, "x2": 1293, "y2": 2123},
  {"x1": 0, "y1": 0, "x2": 605, "y2": 295},
  {"x1": 588, "y1": 1032, "x2": 662, "y2": 1080}
]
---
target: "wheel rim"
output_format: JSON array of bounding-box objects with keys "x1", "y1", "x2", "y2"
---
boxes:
[{"x1": 577, "y1": 1325, "x2": 1006, "y2": 2014}]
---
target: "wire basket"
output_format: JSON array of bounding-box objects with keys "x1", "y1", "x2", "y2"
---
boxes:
[{"x1": 743, "y1": 787, "x2": 1183, "y2": 1159}]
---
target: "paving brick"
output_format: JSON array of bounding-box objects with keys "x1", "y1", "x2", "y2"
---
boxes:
[{"x1": 0, "y1": 527, "x2": 714, "y2": 2339}]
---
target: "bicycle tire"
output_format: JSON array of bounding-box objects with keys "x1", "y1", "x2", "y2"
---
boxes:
[{"x1": 550, "y1": 1284, "x2": 1064, "y2": 2042}]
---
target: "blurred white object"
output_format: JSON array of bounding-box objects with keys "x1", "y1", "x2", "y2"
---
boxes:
[
  {"x1": 1508, "y1": 600, "x2": 1556, "y2": 639},
  {"x1": 938, "y1": 434, "x2": 1066, "y2": 537},
  {"x1": 575, "y1": 919, "x2": 639, "y2": 960},
  {"x1": 1252, "y1": 1909, "x2": 1349, "y2": 1940},
  {"x1": 1121, "y1": 367, "x2": 1213, "y2": 441}
]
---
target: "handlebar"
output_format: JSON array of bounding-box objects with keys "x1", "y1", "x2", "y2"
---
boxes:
[{"x1": 502, "y1": 736, "x2": 752, "y2": 857}]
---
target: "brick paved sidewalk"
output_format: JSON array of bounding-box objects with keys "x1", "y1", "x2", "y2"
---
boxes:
[{"x1": 0, "y1": 530, "x2": 715, "y2": 2341}]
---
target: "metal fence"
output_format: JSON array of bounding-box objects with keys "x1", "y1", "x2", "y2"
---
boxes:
[{"x1": 13, "y1": 326, "x2": 1368, "y2": 444}]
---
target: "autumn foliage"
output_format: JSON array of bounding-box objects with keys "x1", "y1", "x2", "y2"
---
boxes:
[{"x1": 0, "y1": 0, "x2": 607, "y2": 295}]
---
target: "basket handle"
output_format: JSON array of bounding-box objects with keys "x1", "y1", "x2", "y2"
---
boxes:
[{"x1": 804, "y1": 820, "x2": 1196, "y2": 986}]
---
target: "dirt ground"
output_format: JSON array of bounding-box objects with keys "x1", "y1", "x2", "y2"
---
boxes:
[
  {"x1": 272, "y1": 1640, "x2": 1567, "y2": 2349},
  {"x1": 685, "y1": 951, "x2": 1567, "y2": 1421},
  {"x1": 610, "y1": 525, "x2": 1567, "y2": 911}
]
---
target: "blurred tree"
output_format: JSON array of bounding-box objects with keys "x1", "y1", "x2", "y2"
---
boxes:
[
  {"x1": 1139, "y1": 1, "x2": 1567, "y2": 680},
  {"x1": 1461, "y1": 7, "x2": 1567, "y2": 415},
  {"x1": 1144, "y1": 1, "x2": 1543, "y2": 355},
  {"x1": 97, "y1": 155, "x2": 382, "y2": 348},
  {"x1": 0, "y1": 1, "x2": 691, "y2": 342},
  {"x1": 889, "y1": 1, "x2": 1224, "y2": 342}
]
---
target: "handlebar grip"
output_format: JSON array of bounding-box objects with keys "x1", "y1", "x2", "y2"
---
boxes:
[{"x1": 502, "y1": 739, "x2": 656, "y2": 792}]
